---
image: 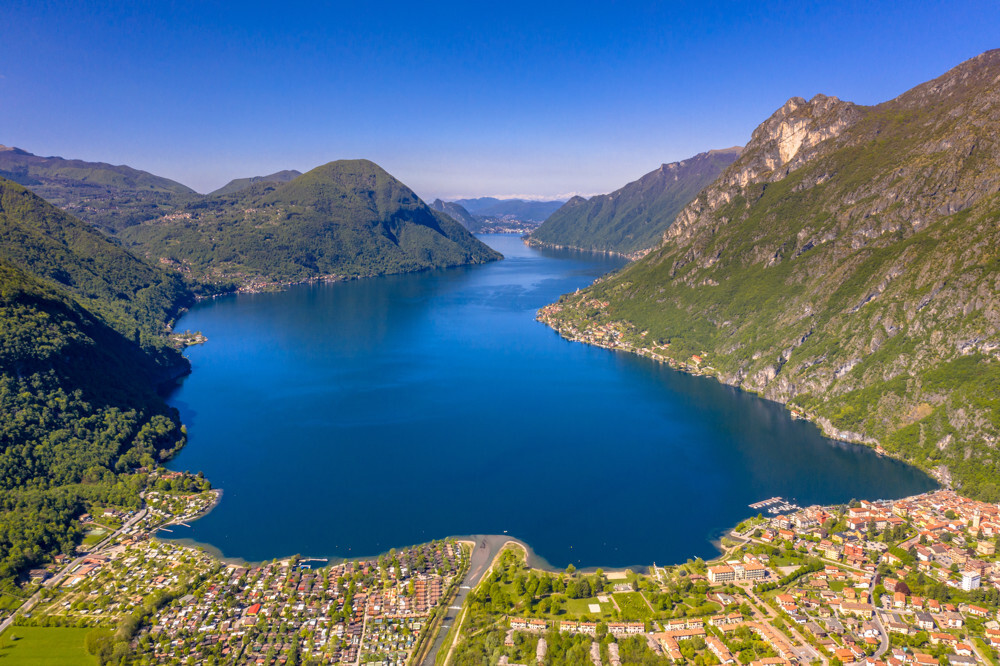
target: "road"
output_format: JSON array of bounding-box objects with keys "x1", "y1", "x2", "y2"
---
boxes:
[
  {"x1": 740, "y1": 583, "x2": 822, "y2": 664},
  {"x1": 421, "y1": 535, "x2": 524, "y2": 666},
  {"x1": 0, "y1": 508, "x2": 148, "y2": 637},
  {"x1": 870, "y1": 575, "x2": 890, "y2": 659}
]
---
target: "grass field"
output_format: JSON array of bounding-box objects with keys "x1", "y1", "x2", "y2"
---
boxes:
[
  {"x1": 563, "y1": 596, "x2": 614, "y2": 620},
  {"x1": 613, "y1": 592, "x2": 653, "y2": 621},
  {"x1": 81, "y1": 528, "x2": 108, "y2": 547},
  {"x1": 0, "y1": 626, "x2": 96, "y2": 665},
  {"x1": 0, "y1": 594, "x2": 27, "y2": 612}
]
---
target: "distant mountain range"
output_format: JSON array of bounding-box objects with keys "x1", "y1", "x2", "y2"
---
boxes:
[
  {"x1": 527, "y1": 148, "x2": 741, "y2": 256},
  {"x1": 430, "y1": 198, "x2": 479, "y2": 229},
  {"x1": 0, "y1": 145, "x2": 198, "y2": 231},
  {"x1": 450, "y1": 197, "x2": 565, "y2": 222},
  {"x1": 542, "y1": 49, "x2": 1000, "y2": 500},
  {"x1": 120, "y1": 159, "x2": 502, "y2": 290},
  {"x1": 0, "y1": 146, "x2": 502, "y2": 291},
  {"x1": 208, "y1": 170, "x2": 302, "y2": 197}
]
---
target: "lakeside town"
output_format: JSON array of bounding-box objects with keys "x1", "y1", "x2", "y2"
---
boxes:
[
  {"x1": 0, "y1": 473, "x2": 468, "y2": 665},
  {"x1": 3, "y1": 484, "x2": 1000, "y2": 666},
  {"x1": 444, "y1": 488, "x2": 1000, "y2": 666}
]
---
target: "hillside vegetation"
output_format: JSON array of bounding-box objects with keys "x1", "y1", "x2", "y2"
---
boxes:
[
  {"x1": 0, "y1": 177, "x2": 191, "y2": 590},
  {"x1": 0, "y1": 146, "x2": 197, "y2": 232},
  {"x1": 542, "y1": 50, "x2": 1000, "y2": 499},
  {"x1": 120, "y1": 159, "x2": 502, "y2": 290},
  {"x1": 528, "y1": 148, "x2": 740, "y2": 256},
  {"x1": 208, "y1": 169, "x2": 302, "y2": 197},
  {"x1": 430, "y1": 198, "x2": 479, "y2": 230}
]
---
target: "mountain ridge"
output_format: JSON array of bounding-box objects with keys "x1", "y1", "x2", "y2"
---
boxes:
[
  {"x1": 0, "y1": 145, "x2": 198, "y2": 232},
  {"x1": 450, "y1": 197, "x2": 564, "y2": 222},
  {"x1": 120, "y1": 159, "x2": 502, "y2": 290},
  {"x1": 429, "y1": 198, "x2": 479, "y2": 230},
  {"x1": 540, "y1": 49, "x2": 1000, "y2": 499},
  {"x1": 527, "y1": 147, "x2": 741, "y2": 256},
  {"x1": 208, "y1": 169, "x2": 302, "y2": 197}
]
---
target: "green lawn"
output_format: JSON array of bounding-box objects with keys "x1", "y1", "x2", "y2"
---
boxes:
[
  {"x1": 0, "y1": 594, "x2": 26, "y2": 612},
  {"x1": 81, "y1": 528, "x2": 108, "y2": 547},
  {"x1": 612, "y1": 592, "x2": 652, "y2": 621},
  {"x1": 0, "y1": 626, "x2": 96, "y2": 665},
  {"x1": 562, "y1": 596, "x2": 615, "y2": 620}
]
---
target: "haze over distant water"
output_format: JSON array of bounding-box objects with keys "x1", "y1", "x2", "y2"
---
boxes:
[{"x1": 163, "y1": 235, "x2": 934, "y2": 568}]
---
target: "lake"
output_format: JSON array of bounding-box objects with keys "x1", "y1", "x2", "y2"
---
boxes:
[{"x1": 162, "y1": 234, "x2": 935, "y2": 569}]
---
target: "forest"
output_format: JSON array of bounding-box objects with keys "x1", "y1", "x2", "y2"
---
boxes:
[{"x1": 0, "y1": 177, "x2": 192, "y2": 592}]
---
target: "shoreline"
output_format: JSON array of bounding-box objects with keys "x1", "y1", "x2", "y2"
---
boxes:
[
  {"x1": 160, "y1": 488, "x2": 223, "y2": 527},
  {"x1": 536, "y1": 308, "x2": 945, "y2": 490},
  {"x1": 154, "y1": 503, "x2": 666, "y2": 575},
  {"x1": 150, "y1": 236, "x2": 931, "y2": 580},
  {"x1": 522, "y1": 235, "x2": 651, "y2": 261},
  {"x1": 183, "y1": 248, "x2": 508, "y2": 304}
]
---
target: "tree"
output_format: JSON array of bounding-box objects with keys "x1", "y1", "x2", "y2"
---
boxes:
[{"x1": 84, "y1": 629, "x2": 114, "y2": 664}]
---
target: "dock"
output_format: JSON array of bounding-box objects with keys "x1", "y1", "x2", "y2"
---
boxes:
[
  {"x1": 749, "y1": 497, "x2": 782, "y2": 510},
  {"x1": 749, "y1": 497, "x2": 800, "y2": 514}
]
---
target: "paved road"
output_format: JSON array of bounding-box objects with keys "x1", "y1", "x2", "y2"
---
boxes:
[
  {"x1": 870, "y1": 575, "x2": 890, "y2": 659},
  {"x1": 421, "y1": 535, "x2": 523, "y2": 666},
  {"x1": 741, "y1": 583, "x2": 821, "y2": 664},
  {"x1": 0, "y1": 508, "x2": 148, "y2": 637}
]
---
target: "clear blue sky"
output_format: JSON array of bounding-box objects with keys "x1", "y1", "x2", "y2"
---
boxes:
[{"x1": 1, "y1": 1, "x2": 996, "y2": 199}]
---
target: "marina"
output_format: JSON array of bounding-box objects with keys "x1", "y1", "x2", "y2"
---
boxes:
[{"x1": 748, "y1": 497, "x2": 801, "y2": 514}]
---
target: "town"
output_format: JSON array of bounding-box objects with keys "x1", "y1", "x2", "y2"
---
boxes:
[
  {"x1": 0, "y1": 475, "x2": 467, "y2": 665},
  {"x1": 3, "y1": 487, "x2": 1000, "y2": 666},
  {"x1": 444, "y1": 489, "x2": 1000, "y2": 666}
]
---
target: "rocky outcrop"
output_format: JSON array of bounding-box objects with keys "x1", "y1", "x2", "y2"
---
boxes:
[{"x1": 666, "y1": 95, "x2": 864, "y2": 245}]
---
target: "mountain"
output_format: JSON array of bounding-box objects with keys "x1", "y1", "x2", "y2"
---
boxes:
[
  {"x1": 0, "y1": 176, "x2": 192, "y2": 588},
  {"x1": 430, "y1": 198, "x2": 479, "y2": 230},
  {"x1": 527, "y1": 148, "x2": 741, "y2": 256},
  {"x1": 0, "y1": 145, "x2": 197, "y2": 231},
  {"x1": 208, "y1": 169, "x2": 303, "y2": 197},
  {"x1": 451, "y1": 197, "x2": 565, "y2": 222},
  {"x1": 540, "y1": 50, "x2": 1000, "y2": 500},
  {"x1": 120, "y1": 159, "x2": 502, "y2": 289}
]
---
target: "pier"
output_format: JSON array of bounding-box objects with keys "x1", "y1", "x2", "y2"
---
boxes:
[{"x1": 748, "y1": 497, "x2": 800, "y2": 514}]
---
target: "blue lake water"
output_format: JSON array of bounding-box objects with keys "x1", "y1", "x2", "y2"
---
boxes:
[{"x1": 163, "y1": 234, "x2": 935, "y2": 568}]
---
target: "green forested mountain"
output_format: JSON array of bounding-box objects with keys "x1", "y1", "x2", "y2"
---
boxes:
[
  {"x1": 430, "y1": 198, "x2": 479, "y2": 230},
  {"x1": 0, "y1": 178, "x2": 191, "y2": 354},
  {"x1": 120, "y1": 159, "x2": 502, "y2": 289},
  {"x1": 0, "y1": 177, "x2": 191, "y2": 589},
  {"x1": 0, "y1": 145, "x2": 197, "y2": 232},
  {"x1": 542, "y1": 49, "x2": 1000, "y2": 499},
  {"x1": 527, "y1": 148, "x2": 740, "y2": 256},
  {"x1": 208, "y1": 169, "x2": 302, "y2": 197}
]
